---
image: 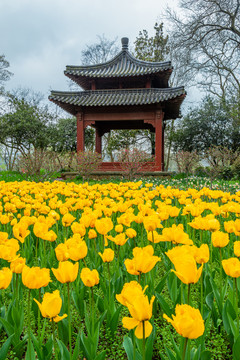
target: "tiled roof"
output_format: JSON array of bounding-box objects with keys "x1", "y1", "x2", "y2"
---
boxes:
[
  {"x1": 65, "y1": 50, "x2": 172, "y2": 79},
  {"x1": 49, "y1": 87, "x2": 185, "y2": 108}
]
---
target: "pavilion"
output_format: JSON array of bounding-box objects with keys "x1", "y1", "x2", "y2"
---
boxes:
[{"x1": 49, "y1": 37, "x2": 186, "y2": 171}]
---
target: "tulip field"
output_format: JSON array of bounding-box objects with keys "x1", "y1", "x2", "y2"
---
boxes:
[{"x1": 1, "y1": 178, "x2": 240, "y2": 359}]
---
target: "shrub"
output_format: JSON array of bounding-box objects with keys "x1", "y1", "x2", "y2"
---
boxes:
[
  {"x1": 15, "y1": 149, "x2": 61, "y2": 181},
  {"x1": 117, "y1": 148, "x2": 153, "y2": 181},
  {"x1": 72, "y1": 151, "x2": 102, "y2": 182}
]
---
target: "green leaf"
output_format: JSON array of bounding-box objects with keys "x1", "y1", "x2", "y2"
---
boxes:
[
  {"x1": 199, "y1": 350, "x2": 212, "y2": 360},
  {"x1": 227, "y1": 313, "x2": 239, "y2": 341},
  {"x1": 108, "y1": 306, "x2": 121, "y2": 337},
  {"x1": 25, "y1": 340, "x2": 36, "y2": 360},
  {"x1": 0, "y1": 334, "x2": 14, "y2": 360},
  {"x1": 167, "y1": 272, "x2": 178, "y2": 303},
  {"x1": 165, "y1": 347, "x2": 177, "y2": 360},
  {"x1": 222, "y1": 299, "x2": 236, "y2": 336},
  {"x1": 155, "y1": 271, "x2": 169, "y2": 293},
  {"x1": 123, "y1": 336, "x2": 141, "y2": 360},
  {"x1": 57, "y1": 318, "x2": 69, "y2": 345},
  {"x1": 72, "y1": 331, "x2": 81, "y2": 360},
  {"x1": 233, "y1": 335, "x2": 240, "y2": 360},
  {"x1": 94, "y1": 351, "x2": 107, "y2": 360},
  {"x1": 145, "y1": 325, "x2": 155, "y2": 360},
  {"x1": 155, "y1": 292, "x2": 172, "y2": 317},
  {"x1": 56, "y1": 339, "x2": 70, "y2": 360},
  {"x1": 210, "y1": 278, "x2": 222, "y2": 314}
]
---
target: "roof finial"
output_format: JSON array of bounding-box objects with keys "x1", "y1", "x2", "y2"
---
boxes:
[{"x1": 121, "y1": 37, "x2": 129, "y2": 50}]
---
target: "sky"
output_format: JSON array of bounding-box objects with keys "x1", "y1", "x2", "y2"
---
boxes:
[{"x1": 0, "y1": 0, "x2": 199, "y2": 111}]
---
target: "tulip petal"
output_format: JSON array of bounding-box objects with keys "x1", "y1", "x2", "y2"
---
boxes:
[
  {"x1": 122, "y1": 317, "x2": 139, "y2": 330},
  {"x1": 134, "y1": 321, "x2": 153, "y2": 339}
]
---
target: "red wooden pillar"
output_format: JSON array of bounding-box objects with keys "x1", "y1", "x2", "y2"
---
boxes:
[
  {"x1": 155, "y1": 110, "x2": 164, "y2": 171},
  {"x1": 162, "y1": 122, "x2": 165, "y2": 171},
  {"x1": 77, "y1": 112, "x2": 84, "y2": 152},
  {"x1": 95, "y1": 129, "x2": 102, "y2": 154}
]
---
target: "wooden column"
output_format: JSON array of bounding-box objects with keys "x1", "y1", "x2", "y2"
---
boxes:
[
  {"x1": 77, "y1": 112, "x2": 84, "y2": 152},
  {"x1": 155, "y1": 110, "x2": 164, "y2": 171},
  {"x1": 95, "y1": 129, "x2": 102, "y2": 154},
  {"x1": 162, "y1": 122, "x2": 165, "y2": 171}
]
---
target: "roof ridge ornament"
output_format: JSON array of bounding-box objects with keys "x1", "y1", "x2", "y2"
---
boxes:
[{"x1": 121, "y1": 37, "x2": 129, "y2": 51}]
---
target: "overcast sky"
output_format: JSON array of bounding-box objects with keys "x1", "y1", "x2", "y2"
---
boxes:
[{"x1": 1, "y1": 0, "x2": 199, "y2": 111}]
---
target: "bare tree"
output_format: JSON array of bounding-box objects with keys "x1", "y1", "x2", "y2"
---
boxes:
[
  {"x1": 166, "y1": 0, "x2": 240, "y2": 98},
  {"x1": 81, "y1": 34, "x2": 119, "y2": 65}
]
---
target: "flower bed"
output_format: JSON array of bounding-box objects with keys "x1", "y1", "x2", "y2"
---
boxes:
[{"x1": 0, "y1": 179, "x2": 240, "y2": 359}]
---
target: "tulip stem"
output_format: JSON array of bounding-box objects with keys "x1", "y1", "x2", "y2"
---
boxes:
[
  {"x1": 27, "y1": 288, "x2": 32, "y2": 360},
  {"x1": 142, "y1": 321, "x2": 146, "y2": 360},
  {"x1": 201, "y1": 271, "x2": 203, "y2": 315},
  {"x1": 90, "y1": 287, "x2": 95, "y2": 335},
  {"x1": 182, "y1": 337, "x2": 188, "y2": 360},
  {"x1": 235, "y1": 278, "x2": 239, "y2": 334},
  {"x1": 67, "y1": 282, "x2": 72, "y2": 359},
  {"x1": 219, "y1": 248, "x2": 223, "y2": 302},
  {"x1": 43, "y1": 240, "x2": 46, "y2": 267},
  {"x1": 38, "y1": 289, "x2": 41, "y2": 344},
  {"x1": 16, "y1": 273, "x2": 19, "y2": 306},
  {"x1": 107, "y1": 262, "x2": 111, "y2": 302},
  {"x1": 133, "y1": 333, "x2": 136, "y2": 360},
  {"x1": 35, "y1": 237, "x2": 39, "y2": 263},
  {"x1": 51, "y1": 318, "x2": 58, "y2": 360}
]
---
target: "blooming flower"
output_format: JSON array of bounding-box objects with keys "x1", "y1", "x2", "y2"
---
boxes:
[
  {"x1": 22, "y1": 265, "x2": 51, "y2": 289},
  {"x1": 212, "y1": 231, "x2": 229, "y2": 248},
  {"x1": 124, "y1": 245, "x2": 161, "y2": 275},
  {"x1": 34, "y1": 290, "x2": 67, "y2": 322},
  {"x1": 0, "y1": 267, "x2": 12, "y2": 289},
  {"x1": 52, "y1": 261, "x2": 79, "y2": 283},
  {"x1": 122, "y1": 291, "x2": 155, "y2": 339},
  {"x1": 98, "y1": 248, "x2": 114, "y2": 262},
  {"x1": 80, "y1": 267, "x2": 99, "y2": 287},
  {"x1": 163, "y1": 304, "x2": 204, "y2": 339},
  {"x1": 222, "y1": 258, "x2": 240, "y2": 278}
]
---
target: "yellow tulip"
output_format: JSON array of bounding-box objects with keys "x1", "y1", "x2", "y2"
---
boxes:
[
  {"x1": 222, "y1": 258, "x2": 240, "y2": 278},
  {"x1": 55, "y1": 243, "x2": 70, "y2": 261},
  {"x1": 22, "y1": 265, "x2": 51, "y2": 289},
  {"x1": 0, "y1": 267, "x2": 12, "y2": 289},
  {"x1": 163, "y1": 304, "x2": 204, "y2": 339},
  {"x1": 193, "y1": 244, "x2": 209, "y2": 264},
  {"x1": 125, "y1": 228, "x2": 137, "y2": 238},
  {"x1": 95, "y1": 217, "x2": 113, "y2": 235},
  {"x1": 88, "y1": 229, "x2": 97, "y2": 239},
  {"x1": 62, "y1": 213, "x2": 76, "y2": 227},
  {"x1": 98, "y1": 248, "x2": 114, "y2": 262},
  {"x1": 52, "y1": 261, "x2": 79, "y2": 283},
  {"x1": 115, "y1": 224, "x2": 123, "y2": 233},
  {"x1": 34, "y1": 290, "x2": 67, "y2": 322},
  {"x1": 116, "y1": 281, "x2": 145, "y2": 306},
  {"x1": 234, "y1": 241, "x2": 240, "y2": 257},
  {"x1": 67, "y1": 240, "x2": 88, "y2": 261},
  {"x1": 122, "y1": 292, "x2": 155, "y2": 339},
  {"x1": 124, "y1": 245, "x2": 161, "y2": 275},
  {"x1": 162, "y1": 224, "x2": 193, "y2": 245},
  {"x1": 170, "y1": 254, "x2": 203, "y2": 284},
  {"x1": 12, "y1": 222, "x2": 30, "y2": 243},
  {"x1": 80, "y1": 267, "x2": 99, "y2": 287},
  {"x1": 212, "y1": 231, "x2": 229, "y2": 248},
  {"x1": 10, "y1": 257, "x2": 26, "y2": 273},
  {"x1": 33, "y1": 221, "x2": 49, "y2": 238},
  {"x1": 143, "y1": 215, "x2": 161, "y2": 232},
  {"x1": 71, "y1": 222, "x2": 86, "y2": 236},
  {"x1": 108, "y1": 233, "x2": 128, "y2": 246}
]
